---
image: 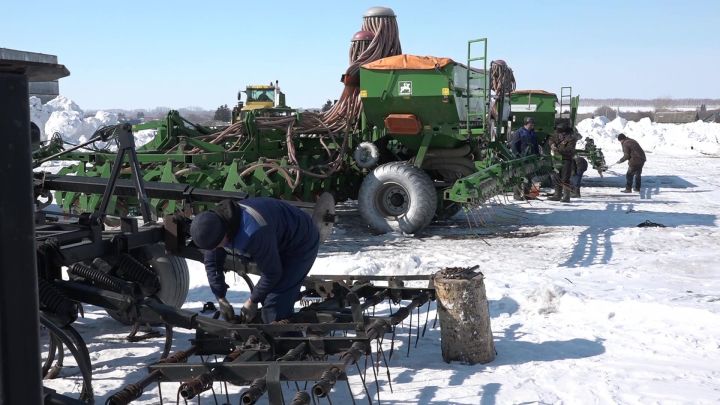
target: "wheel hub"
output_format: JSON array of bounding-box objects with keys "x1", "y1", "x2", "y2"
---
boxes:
[{"x1": 377, "y1": 183, "x2": 409, "y2": 217}]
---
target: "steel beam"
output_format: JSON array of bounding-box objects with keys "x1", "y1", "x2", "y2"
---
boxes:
[{"x1": 0, "y1": 69, "x2": 42, "y2": 405}]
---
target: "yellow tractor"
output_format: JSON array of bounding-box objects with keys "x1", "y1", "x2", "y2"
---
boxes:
[{"x1": 232, "y1": 81, "x2": 287, "y2": 121}]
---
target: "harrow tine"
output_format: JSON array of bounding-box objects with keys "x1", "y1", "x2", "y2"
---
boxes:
[
  {"x1": 414, "y1": 306, "x2": 421, "y2": 348},
  {"x1": 406, "y1": 307, "x2": 412, "y2": 357},
  {"x1": 378, "y1": 337, "x2": 393, "y2": 394},
  {"x1": 363, "y1": 354, "x2": 369, "y2": 382},
  {"x1": 158, "y1": 381, "x2": 164, "y2": 405},
  {"x1": 432, "y1": 308, "x2": 439, "y2": 329},
  {"x1": 421, "y1": 301, "x2": 431, "y2": 338},
  {"x1": 223, "y1": 380, "x2": 230, "y2": 404},
  {"x1": 354, "y1": 362, "x2": 372, "y2": 405},
  {"x1": 369, "y1": 352, "x2": 381, "y2": 405},
  {"x1": 388, "y1": 327, "x2": 396, "y2": 361}
]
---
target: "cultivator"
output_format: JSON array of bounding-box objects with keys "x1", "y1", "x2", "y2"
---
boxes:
[{"x1": 106, "y1": 276, "x2": 435, "y2": 404}]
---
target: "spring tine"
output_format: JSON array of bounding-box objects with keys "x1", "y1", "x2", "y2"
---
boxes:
[
  {"x1": 432, "y1": 307, "x2": 439, "y2": 329},
  {"x1": 378, "y1": 339, "x2": 393, "y2": 394},
  {"x1": 421, "y1": 301, "x2": 431, "y2": 338},
  {"x1": 406, "y1": 308, "x2": 412, "y2": 357},
  {"x1": 374, "y1": 339, "x2": 381, "y2": 375},
  {"x1": 370, "y1": 352, "x2": 381, "y2": 405},
  {"x1": 363, "y1": 354, "x2": 368, "y2": 382},
  {"x1": 388, "y1": 327, "x2": 396, "y2": 361},
  {"x1": 158, "y1": 381, "x2": 164, "y2": 405},
  {"x1": 414, "y1": 306, "x2": 421, "y2": 348},
  {"x1": 354, "y1": 362, "x2": 372, "y2": 405},
  {"x1": 327, "y1": 395, "x2": 333, "y2": 405}
]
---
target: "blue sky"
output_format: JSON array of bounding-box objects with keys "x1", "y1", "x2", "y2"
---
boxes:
[{"x1": 2, "y1": 0, "x2": 718, "y2": 110}]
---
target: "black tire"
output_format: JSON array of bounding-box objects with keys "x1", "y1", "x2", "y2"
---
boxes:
[
  {"x1": 107, "y1": 245, "x2": 190, "y2": 325},
  {"x1": 358, "y1": 162, "x2": 437, "y2": 234}
]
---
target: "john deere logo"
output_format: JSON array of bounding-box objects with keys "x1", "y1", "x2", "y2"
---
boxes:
[{"x1": 399, "y1": 81, "x2": 413, "y2": 96}]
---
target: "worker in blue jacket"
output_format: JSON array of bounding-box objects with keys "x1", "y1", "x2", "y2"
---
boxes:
[
  {"x1": 511, "y1": 116, "x2": 539, "y2": 156},
  {"x1": 190, "y1": 198, "x2": 320, "y2": 323},
  {"x1": 509, "y1": 116, "x2": 539, "y2": 200}
]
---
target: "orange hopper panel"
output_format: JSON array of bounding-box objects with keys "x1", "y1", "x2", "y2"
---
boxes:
[{"x1": 384, "y1": 114, "x2": 422, "y2": 135}]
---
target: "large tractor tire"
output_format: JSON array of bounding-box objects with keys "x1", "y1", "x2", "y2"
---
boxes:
[
  {"x1": 107, "y1": 245, "x2": 190, "y2": 325},
  {"x1": 358, "y1": 162, "x2": 437, "y2": 234}
]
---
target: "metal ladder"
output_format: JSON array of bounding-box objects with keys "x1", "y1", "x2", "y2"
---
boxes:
[
  {"x1": 559, "y1": 86, "x2": 572, "y2": 119},
  {"x1": 466, "y1": 38, "x2": 488, "y2": 135}
]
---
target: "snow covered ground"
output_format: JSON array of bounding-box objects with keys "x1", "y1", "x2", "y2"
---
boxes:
[
  {"x1": 577, "y1": 105, "x2": 720, "y2": 114},
  {"x1": 577, "y1": 116, "x2": 720, "y2": 156},
  {"x1": 41, "y1": 146, "x2": 720, "y2": 403}
]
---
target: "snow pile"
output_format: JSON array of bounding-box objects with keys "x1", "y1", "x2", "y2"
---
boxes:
[
  {"x1": 30, "y1": 96, "x2": 157, "y2": 150},
  {"x1": 577, "y1": 116, "x2": 720, "y2": 156},
  {"x1": 39, "y1": 96, "x2": 118, "y2": 144},
  {"x1": 134, "y1": 129, "x2": 158, "y2": 148}
]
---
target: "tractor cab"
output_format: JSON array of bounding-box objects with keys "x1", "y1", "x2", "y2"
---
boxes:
[{"x1": 232, "y1": 82, "x2": 290, "y2": 122}]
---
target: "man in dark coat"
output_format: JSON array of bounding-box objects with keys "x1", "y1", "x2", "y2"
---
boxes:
[
  {"x1": 190, "y1": 198, "x2": 320, "y2": 323},
  {"x1": 510, "y1": 117, "x2": 539, "y2": 200},
  {"x1": 616, "y1": 133, "x2": 646, "y2": 192},
  {"x1": 547, "y1": 122, "x2": 578, "y2": 202}
]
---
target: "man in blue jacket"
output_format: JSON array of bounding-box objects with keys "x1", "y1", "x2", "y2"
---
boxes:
[
  {"x1": 190, "y1": 198, "x2": 320, "y2": 323},
  {"x1": 510, "y1": 116, "x2": 540, "y2": 200},
  {"x1": 511, "y1": 116, "x2": 539, "y2": 156}
]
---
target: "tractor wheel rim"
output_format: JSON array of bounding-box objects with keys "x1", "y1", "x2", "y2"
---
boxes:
[{"x1": 376, "y1": 182, "x2": 409, "y2": 217}]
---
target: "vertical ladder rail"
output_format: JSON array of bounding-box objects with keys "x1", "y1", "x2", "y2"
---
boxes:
[
  {"x1": 560, "y1": 86, "x2": 572, "y2": 119},
  {"x1": 466, "y1": 38, "x2": 488, "y2": 136}
]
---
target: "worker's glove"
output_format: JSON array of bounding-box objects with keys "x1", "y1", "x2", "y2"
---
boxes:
[
  {"x1": 217, "y1": 297, "x2": 235, "y2": 322},
  {"x1": 240, "y1": 298, "x2": 258, "y2": 323}
]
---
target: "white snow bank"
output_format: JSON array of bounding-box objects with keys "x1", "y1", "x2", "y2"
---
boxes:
[
  {"x1": 577, "y1": 116, "x2": 720, "y2": 157},
  {"x1": 31, "y1": 95, "x2": 118, "y2": 143},
  {"x1": 30, "y1": 96, "x2": 155, "y2": 148}
]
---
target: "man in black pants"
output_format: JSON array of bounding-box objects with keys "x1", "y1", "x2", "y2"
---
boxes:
[
  {"x1": 616, "y1": 133, "x2": 646, "y2": 193},
  {"x1": 547, "y1": 122, "x2": 577, "y2": 203}
]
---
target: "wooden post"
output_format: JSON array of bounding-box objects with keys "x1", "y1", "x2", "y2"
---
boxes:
[{"x1": 434, "y1": 266, "x2": 495, "y2": 364}]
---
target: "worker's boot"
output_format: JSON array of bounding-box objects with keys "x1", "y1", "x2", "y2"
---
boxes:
[
  {"x1": 561, "y1": 186, "x2": 572, "y2": 203},
  {"x1": 620, "y1": 188, "x2": 632, "y2": 193},
  {"x1": 547, "y1": 186, "x2": 563, "y2": 201},
  {"x1": 571, "y1": 187, "x2": 581, "y2": 198}
]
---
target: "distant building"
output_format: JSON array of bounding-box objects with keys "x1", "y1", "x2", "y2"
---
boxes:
[
  {"x1": 0, "y1": 48, "x2": 60, "y2": 102},
  {"x1": 698, "y1": 109, "x2": 719, "y2": 123},
  {"x1": 654, "y1": 110, "x2": 699, "y2": 124}
]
